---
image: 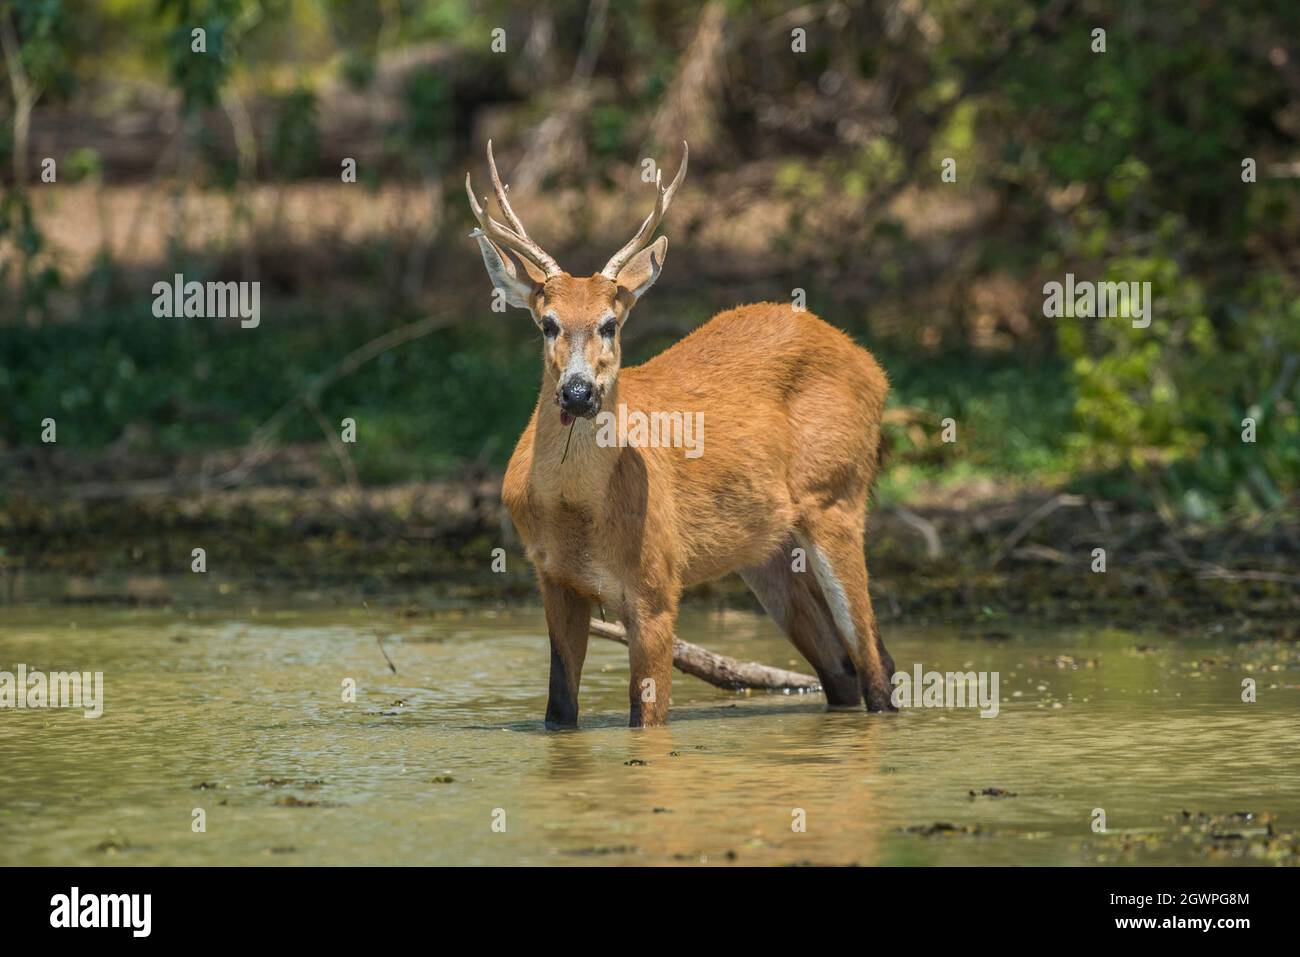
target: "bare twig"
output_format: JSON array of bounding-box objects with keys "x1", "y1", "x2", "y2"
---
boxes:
[
  {"x1": 890, "y1": 505, "x2": 943, "y2": 558},
  {"x1": 649, "y1": 0, "x2": 728, "y2": 152},
  {"x1": 214, "y1": 309, "x2": 458, "y2": 488},
  {"x1": 1195, "y1": 568, "x2": 1300, "y2": 587},
  {"x1": 511, "y1": 0, "x2": 610, "y2": 192},
  {"x1": 303, "y1": 394, "x2": 361, "y2": 493},
  {"x1": 375, "y1": 633, "x2": 397, "y2": 674},
  {"x1": 1259, "y1": 353, "x2": 1299, "y2": 414},
  {"x1": 989, "y1": 493, "x2": 1087, "y2": 567},
  {"x1": 1090, "y1": 499, "x2": 1113, "y2": 534},
  {"x1": 588, "y1": 618, "x2": 820, "y2": 692},
  {"x1": 571, "y1": 0, "x2": 609, "y2": 82},
  {"x1": 762, "y1": 1, "x2": 835, "y2": 34},
  {"x1": 1011, "y1": 544, "x2": 1070, "y2": 565},
  {"x1": 1152, "y1": 508, "x2": 1300, "y2": 587},
  {"x1": 361, "y1": 601, "x2": 398, "y2": 673}
]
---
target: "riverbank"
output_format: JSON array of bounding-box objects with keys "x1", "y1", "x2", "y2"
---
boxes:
[{"x1": 3, "y1": 473, "x2": 1296, "y2": 636}]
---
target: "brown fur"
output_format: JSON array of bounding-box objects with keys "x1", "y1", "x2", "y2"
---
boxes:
[{"x1": 501, "y1": 285, "x2": 894, "y2": 728}]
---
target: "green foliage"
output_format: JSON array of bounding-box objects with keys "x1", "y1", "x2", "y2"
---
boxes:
[
  {"x1": 157, "y1": 0, "x2": 251, "y2": 113},
  {"x1": 980, "y1": 0, "x2": 1300, "y2": 513},
  {"x1": 879, "y1": 349, "x2": 1075, "y2": 497},
  {"x1": 0, "y1": 303, "x2": 539, "y2": 480},
  {"x1": 4, "y1": 0, "x2": 70, "y2": 90},
  {"x1": 0, "y1": 191, "x2": 61, "y2": 314},
  {"x1": 2, "y1": 0, "x2": 1297, "y2": 518},
  {"x1": 394, "y1": 69, "x2": 452, "y2": 174},
  {"x1": 269, "y1": 88, "x2": 320, "y2": 179},
  {"x1": 588, "y1": 104, "x2": 631, "y2": 158}
]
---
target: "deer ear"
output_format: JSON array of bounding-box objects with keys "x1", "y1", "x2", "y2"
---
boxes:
[
  {"x1": 615, "y1": 235, "x2": 667, "y2": 301},
  {"x1": 472, "y1": 231, "x2": 539, "y2": 309},
  {"x1": 516, "y1": 254, "x2": 549, "y2": 286}
]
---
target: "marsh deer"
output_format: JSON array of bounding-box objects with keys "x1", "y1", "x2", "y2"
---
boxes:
[{"x1": 466, "y1": 141, "x2": 895, "y2": 728}]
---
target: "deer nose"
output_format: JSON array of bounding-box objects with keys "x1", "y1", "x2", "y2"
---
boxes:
[{"x1": 560, "y1": 378, "x2": 595, "y2": 414}]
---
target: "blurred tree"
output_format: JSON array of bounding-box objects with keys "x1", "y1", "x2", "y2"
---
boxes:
[{"x1": 1, "y1": 0, "x2": 73, "y2": 323}]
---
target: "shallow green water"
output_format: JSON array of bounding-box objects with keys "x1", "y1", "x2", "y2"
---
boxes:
[{"x1": 1, "y1": 599, "x2": 1297, "y2": 866}]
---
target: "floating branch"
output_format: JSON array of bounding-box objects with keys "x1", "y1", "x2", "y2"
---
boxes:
[{"x1": 588, "y1": 619, "x2": 821, "y2": 693}]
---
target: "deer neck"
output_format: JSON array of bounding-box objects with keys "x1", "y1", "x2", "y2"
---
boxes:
[{"x1": 531, "y1": 372, "x2": 623, "y2": 504}]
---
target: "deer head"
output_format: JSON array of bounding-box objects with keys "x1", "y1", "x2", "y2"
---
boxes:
[{"x1": 466, "y1": 141, "x2": 688, "y2": 423}]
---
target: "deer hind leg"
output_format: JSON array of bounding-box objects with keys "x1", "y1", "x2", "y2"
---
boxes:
[
  {"x1": 796, "y1": 515, "x2": 897, "y2": 713},
  {"x1": 740, "y1": 546, "x2": 863, "y2": 709}
]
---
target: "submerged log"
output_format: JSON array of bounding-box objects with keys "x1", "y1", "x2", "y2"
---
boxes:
[{"x1": 587, "y1": 618, "x2": 821, "y2": 693}]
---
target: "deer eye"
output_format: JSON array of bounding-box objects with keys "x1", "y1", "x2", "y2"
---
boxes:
[
  {"x1": 599, "y1": 318, "x2": 617, "y2": 339},
  {"x1": 541, "y1": 317, "x2": 559, "y2": 338}
]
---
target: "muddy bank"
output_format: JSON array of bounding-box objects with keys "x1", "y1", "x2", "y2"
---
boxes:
[{"x1": 3, "y1": 473, "x2": 1296, "y2": 633}]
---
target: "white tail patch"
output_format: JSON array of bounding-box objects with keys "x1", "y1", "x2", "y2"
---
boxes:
[{"x1": 799, "y1": 535, "x2": 858, "y2": 645}]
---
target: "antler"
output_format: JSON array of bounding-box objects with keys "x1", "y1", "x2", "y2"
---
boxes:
[
  {"x1": 600, "y1": 142, "x2": 689, "y2": 280},
  {"x1": 465, "y1": 140, "x2": 563, "y2": 279}
]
